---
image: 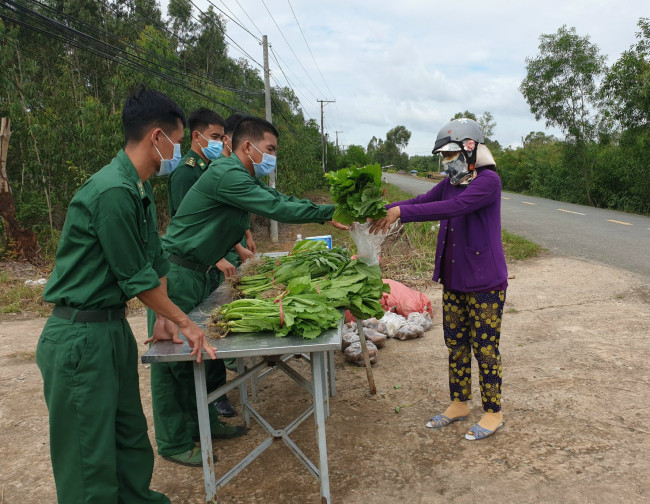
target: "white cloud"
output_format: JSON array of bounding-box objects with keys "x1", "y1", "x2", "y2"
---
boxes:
[{"x1": 169, "y1": 0, "x2": 646, "y2": 155}]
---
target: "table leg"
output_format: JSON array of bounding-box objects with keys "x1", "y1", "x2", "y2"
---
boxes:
[
  {"x1": 321, "y1": 352, "x2": 330, "y2": 419},
  {"x1": 193, "y1": 360, "x2": 217, "y2": 502},
  {"x1": 327, "y1": 350, "x2": 336, "y2": 397},
  {"x1": 311, "y1": 352, "x2": 331, "y2": 504},
  {"x1": 250, "y1": 357, "x2": 260, "y2": 403},
  {"x1": 236, "y1": 358, "x2": 251, "y2": 428}
]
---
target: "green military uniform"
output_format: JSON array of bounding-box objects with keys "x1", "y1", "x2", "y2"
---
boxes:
[
  {"x1": 149, "y1": 153, "x2": 334, "y2": 454},
  {"x1": 167, "y1": 148, "x2": 245, "y2": 292},
  {"x1": 37, "y1": 150, "x2": 170, "y2": 504},
  {"x1": 152, "y1": 149, "x2": 226, "y2": 457}
]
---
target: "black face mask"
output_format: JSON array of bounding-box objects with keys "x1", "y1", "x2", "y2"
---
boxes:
[{"x1": 441, "y1": 144, "x2": 478, "y2": 185}]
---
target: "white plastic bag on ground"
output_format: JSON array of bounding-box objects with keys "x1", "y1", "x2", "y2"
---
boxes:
[
  {"x1": 395, "y1": 324, "x2": 424, "y2": 341},
  {"x1": 407, "y1": 312, "x2": 433, "y2": 331},
  {"x1": 344, "y1": 340, "x2": 378, "y2": 366},
  {"x1": 379, "y1": 312, "x2": 407, "y2": 338}
]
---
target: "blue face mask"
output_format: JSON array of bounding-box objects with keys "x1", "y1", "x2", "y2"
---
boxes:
[
  {"x1": 154, "y1": 131, "x2": 182, "y2": 176},
  {"x1": 248, "y1": 143, "x2": 277, "y2": 177},
  {"x1": 198, "y1": 132, "x2": 223, "y2": 160}
]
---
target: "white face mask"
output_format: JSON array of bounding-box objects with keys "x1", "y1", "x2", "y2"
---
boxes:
[
  {"x1": 248, "y1": 142, "x2": 277, "y2": 177},
  {"x1": 153, "y1": 131, "x2": 182, "y2": 176},
  {"x1": 198, "y1": 132, "x2": 223, "y2": 160}
]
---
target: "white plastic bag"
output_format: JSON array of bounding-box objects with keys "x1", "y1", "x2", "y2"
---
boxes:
[
  {"x1": 379, "y1": 312, "x2": 407, "y2": 338},
  {"x1": 349, "y1": 220, "x2": 400, "y2": 265}
]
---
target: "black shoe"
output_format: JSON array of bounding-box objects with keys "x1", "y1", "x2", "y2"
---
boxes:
[
  {"x1": 192, "y1": 422, "x2": 247, "y2": 442},
  {"x1": 215, "y1": 399, "x2": 236, "y2": 417},
  {"x1": 161, "y1": 446, "x2": 206, "y2": 467}
]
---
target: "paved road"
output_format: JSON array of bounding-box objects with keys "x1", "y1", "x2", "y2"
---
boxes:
[{"x1": 383, "y1": 172, "x2": 650, "y2": 279}]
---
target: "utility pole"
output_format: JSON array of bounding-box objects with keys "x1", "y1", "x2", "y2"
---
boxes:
[
  {"x1": 262, "y1": 35, "x2": 278, "y2": 243},
  {"x1": 317, "y1": 99, "x2": 335, "y2": 172},
  {"x1": 335, "y1": 131, "x2": 343, "y2": 155}
]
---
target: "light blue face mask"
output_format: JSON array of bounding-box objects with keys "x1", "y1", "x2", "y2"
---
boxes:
[
  {"x1": 248, "y1": 142, "x2": 277, "y2": 178},
  {"x1": 154, "y1": 131, "x2": 182, "y2": 176},
  {"x1": 198, "y1": 132, "x2": 223, "y2": 160}
]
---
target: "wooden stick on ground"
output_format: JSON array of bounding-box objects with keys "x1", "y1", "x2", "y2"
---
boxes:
[{"x1": 355, "y1": 319, "x2": 377, "y2": 395}]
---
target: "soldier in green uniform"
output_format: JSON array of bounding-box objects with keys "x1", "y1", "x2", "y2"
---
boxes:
[
  {"x1": 221, "y1": 112, "x2": 256, "y2": 272},
  {"x1": 151, "y1": 108, "x2": 241, "y2": 450},
  {"x1": 149, "y1": 116, "x2": 346, "y2": 467},
  {"x1": 35, "y1": 87, "x2": 216, "y2": 504}
]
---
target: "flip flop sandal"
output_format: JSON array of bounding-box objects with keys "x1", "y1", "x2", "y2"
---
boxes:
[
  {"x1": 465, "y1": 422, "x2": 503, "y2": 441},
  {"x1": 426, "y1": 414, "x2": 468, "y2": 429}
]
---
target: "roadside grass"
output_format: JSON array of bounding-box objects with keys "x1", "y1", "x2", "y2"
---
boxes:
[{"x1": 0, "y1": 267, "x2": 51, "y2": 318}]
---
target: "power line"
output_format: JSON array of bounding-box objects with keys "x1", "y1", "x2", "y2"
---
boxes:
[
  {"x1": 186, "y1": 0, "x2": 264, "y2": 68},
  {"x1": 208, "y1": 0, "x2": 261, "y2": 42},
  {"x1": 284, "y1": 0, "x2": 340, "y2": 132},
  {"x1": 231, "y1": 0, "x2": 264, "y2": 37},
  {"x1": 269, "y1": 47, "x2": 319, "y2": 119},
  {"x1": 0, "y1": 2, "x2": 248, "y2": 113},
  {"x1": 286, "y1": 0, "x2": 334, "y2": 99},
  {"x1": 259, "y1": 0, "x2": 327, "y2": 99}
]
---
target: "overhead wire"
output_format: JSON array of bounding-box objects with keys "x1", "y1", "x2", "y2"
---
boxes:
[
  {"x1": 259, "y1": 0, "x2": 327, "y2": 99},
  {"x1": 0, "y1": 1, "x2": 248, "y2": 113},
  {"x1": 202, "y1": 0, "x2": 261, "y2": 42},
  {"x1": 269, "y1": 47, "x2": 319, "y2": 119},
  {"x1": 285, "y1": 1, "x2": 341, "y2": 133},
  {"x1": 186, "y1": 0, "x2": 263, "y2": 68},
  {"x1": 230, "y1": 0, "x2": 264, "y2": 38},
  {"x1": 2, "y1": 1, "x2": 320, "y2": 136}
]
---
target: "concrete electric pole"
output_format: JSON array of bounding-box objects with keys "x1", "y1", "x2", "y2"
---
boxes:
[
  {"x1": 262, "y1": 35, "x2": 278, "y2": 243},
  {"x1": 317, "y1": 99, "x2": 335, "y2": 172}
]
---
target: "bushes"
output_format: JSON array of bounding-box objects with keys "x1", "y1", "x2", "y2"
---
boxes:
[{"x1": 496, "y1": 130, "x2": 650, "y2": 215}]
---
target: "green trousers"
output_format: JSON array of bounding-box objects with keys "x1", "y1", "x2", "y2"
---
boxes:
[
  {"x1": 148, "y1": 263, "x2": 227, "y2": 455},
  {"x1": 36, "y1": 315, "x2": 169, "y2": 504}
]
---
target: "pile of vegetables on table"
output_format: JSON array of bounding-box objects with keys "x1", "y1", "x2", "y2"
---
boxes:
[{"x1": 209, "y1": 239, "x2": 390, "y2": 340}]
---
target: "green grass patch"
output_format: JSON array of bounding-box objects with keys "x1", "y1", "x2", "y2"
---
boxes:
[{"x1": 501, "y1": 229, "x2": 543, "y2": 260}]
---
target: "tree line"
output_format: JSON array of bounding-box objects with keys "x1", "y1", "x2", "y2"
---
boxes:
[
  {"x1": 0, "y1": 0, "x2": 329, "y2": 260},
  {"x1": 1, "y1": 5, "x2": 648, "y2": 263}
]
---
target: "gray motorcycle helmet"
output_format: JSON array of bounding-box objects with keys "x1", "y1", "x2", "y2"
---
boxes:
[
  {"x1": 432, "y1": 118, "x2": 484, "y2": 153},
  {"x1": 432, "y1": 118, "x2": 485, "y2": 185}
]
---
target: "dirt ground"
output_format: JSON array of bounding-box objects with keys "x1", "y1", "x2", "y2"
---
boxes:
[{"x1": 1, "y1": 254, "x2": 649, "y2": 504}]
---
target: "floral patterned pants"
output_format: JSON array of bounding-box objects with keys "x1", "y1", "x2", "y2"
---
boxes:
[{"x1": 442, "y1": 288, "x2": 506, "y2": 413}]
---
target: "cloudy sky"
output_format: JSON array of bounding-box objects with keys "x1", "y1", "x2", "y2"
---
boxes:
[{"x1": 173, "y1": 0, "x2": 646, "y2": 155}]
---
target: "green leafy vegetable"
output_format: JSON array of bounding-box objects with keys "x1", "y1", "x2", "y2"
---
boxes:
[{"x1": 325, "y1": 164, "x2": 388, "y2": 225}]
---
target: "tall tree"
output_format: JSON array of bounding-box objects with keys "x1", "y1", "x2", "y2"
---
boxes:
[
  {"x1": 520, "y1": 25, "x2": 607, "y2": 205},
  {"x1": 600, "y1": 18, "x2": 650, "y2": 130}
]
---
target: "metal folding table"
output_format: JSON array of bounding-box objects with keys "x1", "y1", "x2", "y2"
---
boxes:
[{"x1": 141, "y1": 286, "x2": 341, "y2": 504}]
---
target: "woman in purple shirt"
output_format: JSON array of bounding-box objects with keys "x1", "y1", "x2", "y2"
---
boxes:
[{"x1": 371, "y1": 118, "x2": 507, "y2": 440}]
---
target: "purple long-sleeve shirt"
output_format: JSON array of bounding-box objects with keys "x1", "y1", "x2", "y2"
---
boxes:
[{"x1": 386, "y1": 168, "x2": 508, "y2": 292}]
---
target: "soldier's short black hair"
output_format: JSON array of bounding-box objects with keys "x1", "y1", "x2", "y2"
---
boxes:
[
  {"x1": 232, "y1": 117, "x2": 279, "y2": 150},
  {"x1": 225, "y1": 113, "x2": 245, "y2": 135},
  {"x1": 188, "y1": 107, "x2": 226, "y2": 134},
  {"x1": 122, "y1": 86, "x2": 186, "y2": 143}
]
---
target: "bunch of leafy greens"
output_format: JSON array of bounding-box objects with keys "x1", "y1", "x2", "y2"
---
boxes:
[
  {"x1": 284, "y1": 260, "x2": 389, "y2": 320},
  {"x1": 210, "y1": 295, "x2": 341, "y2": 339},
  {"x1": 325, "y1": 164, "x2": 388, "y2": 225},
  {"x1": 233, "y1": 241, "x2": 351, "y2": 298},
  {"x1": 212, "y1": 241, "x2": 391, "y2": 340}
]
